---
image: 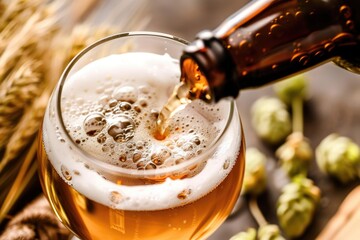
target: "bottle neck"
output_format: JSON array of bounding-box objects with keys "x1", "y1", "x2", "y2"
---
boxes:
[{"x1": 181, "y1": 31, "x2": 240, "y2": 101}]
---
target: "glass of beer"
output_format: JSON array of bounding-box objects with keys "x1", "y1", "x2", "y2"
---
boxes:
[{"x1": 37, "y1": 32, "x2": 245, "y2": 240}]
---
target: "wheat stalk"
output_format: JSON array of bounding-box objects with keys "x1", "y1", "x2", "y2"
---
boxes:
[
  {"x1": 0, "y1": 60, "x2": 42, "y2": 149},
  {"x1": 0, "y1": 0, "x2": 149, "y2": 232},
  {"x1": 0, "y1": 88, "x2": 50, "y2": 172}
]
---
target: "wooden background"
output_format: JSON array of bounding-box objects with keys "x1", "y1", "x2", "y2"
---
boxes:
[{"x1": 141, "y1": 0, "x2": 360, "y2": 239}]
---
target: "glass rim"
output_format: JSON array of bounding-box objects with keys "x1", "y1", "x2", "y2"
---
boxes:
[{"x1": 56, "y1": 31, "x2": 236, "y2": 178}]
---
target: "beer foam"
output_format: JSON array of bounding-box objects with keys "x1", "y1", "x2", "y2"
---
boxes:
[{"x1": 43, "y1": 52, "x2": 242, "y2": 210}]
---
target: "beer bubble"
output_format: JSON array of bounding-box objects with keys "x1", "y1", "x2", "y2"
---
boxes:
[
  {"x1": 182, "y1": 143, "x2": 194, "y2": 152},
  {"x1": 139, "y1": 98, "x2": 148, "y2": 107},
  {"x1": 61, "y1": 165, "x2": 72, "y2": 181},
  {"x1": 192, "y1": 137, "x2": 201, "y2": 145},
  {"x1": 97, "y1": 133, "x2": 107, "y2": 144},
  {"x1": 83, "y1": 112, "x2": 107, "y2": 137},
  {"x1": 132, "y1": 105, "x2": 141, "y2": 113},
  {"x1": 81, "y1": 109, "x2": 89, "y2": 116},
  {"x1": 99, "y1": 95, "x2": 110, "y2": 106},
  {"x1": 108, "y1": 99, "x2": 118, "y2": 108},
  {"x1": 126, "y1": 142, "x2": 135, "y2": 148},
  {"x1": 107, "y1": 115, "x2": 135, "y2": 143},
  {"x1": 145, "y1": 163, "x2": 157, "y2": 170},
  {"x1": 223, "y1": 159, "x2": 230, "y2": 170},
  {"x1": 136, "y1": 160, "x2": 146, "y2": 169},
  {"x1": 136, "y1": 141, "x2": 144, "y2": 150},
  {"x1": 109, "y1": 191, "x2": 122, "y2": 204},
  {"x1": 119, "y1": 153, "x2": 127, "y2": 162},
  {"x1": 151, "y1": 148, "x2": 171, "y2": 166},
  {"x1": 176, "y1": 138, "x2": 186, "y2": 147},
  {"x1": 132, "y1": 152, "x2": 142, "y2": 162},
  {"x1": 113, "y1": 86, "x2": 137, "y2": 103},
  {"x1": 119, "y1": 102, "x2": 132, "y2": 111},
  {"x1": 177, "y1": 189, "x2": 192, "y2": 200}
]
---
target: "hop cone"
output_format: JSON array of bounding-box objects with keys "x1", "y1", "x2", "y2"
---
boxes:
[
  {"x1": 258, "y1": 224, "x2": 285, "y2": 240},
  {"x1": 230, "y1": 228, "x2": 257, "y2": 240},
  {"x1": 251, "y1": 97, "x2": 292, "y2": 145},
  {"x1": 276, "y1": 176, "x2": 321, "y2": 238},
  {"x1": 276, "y1": 132, "x2": 313, "y2": 178},
  {"x1": 274, "y1": 74, "x2": 308, "y2": 105},
  {"x1": 242, "y1": 148, "x2": 267, "y2": 196},
  {"x1": 316, "y1": 133, "x2": 360, "y2": 183}
]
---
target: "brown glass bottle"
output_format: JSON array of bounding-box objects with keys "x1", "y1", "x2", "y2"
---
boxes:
[{"x1": 180, "y1": 0, "x2": 360, "y2": 102}]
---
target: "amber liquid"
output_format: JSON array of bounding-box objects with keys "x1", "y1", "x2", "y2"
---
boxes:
[
  {"x1": 155, "y1": 60, "x2": 211, "y2": 139},
  {"x1": 38, "y1": 130, "x2": 245, "y2": 240}
]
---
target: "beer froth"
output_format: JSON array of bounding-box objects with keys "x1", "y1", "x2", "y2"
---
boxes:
[
  {"x1": 42, "y1": 52, "x2": 241, "y2": 211},
  {"x1": 61, "y1": 53, "x2": 223, "y2": 171}
]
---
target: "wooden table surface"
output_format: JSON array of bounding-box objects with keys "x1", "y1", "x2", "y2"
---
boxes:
[{"x1": 142, "y1": 0, "x2": 360, "y2": 239}]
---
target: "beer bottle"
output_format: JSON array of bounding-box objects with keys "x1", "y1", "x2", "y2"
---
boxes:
[{"x1": 180, "y1": 0, "x2": 360, "y2": 102}]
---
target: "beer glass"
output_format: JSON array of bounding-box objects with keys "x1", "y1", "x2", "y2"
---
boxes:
[{"x1": 37, "y1": 32, "x2": 245, "y2": 240}]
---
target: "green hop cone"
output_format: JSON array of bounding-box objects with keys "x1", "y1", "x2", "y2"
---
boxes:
[
  {"x1": 242, "y1": 148, "x2": 267, "y2": 196},
  {"x1": 276, "y1": 132, "x2": 313, "y2": 178},
  {"x1": 276, "y1": 176, "x2": 321, "y2": 238},
  {"x1": 316, "y1": 133, "x2": 360, "y2": 183},
  {"x1": 251, "y1": 97, "x2": 292, "y2": 145},
  {"x1": 230, "y1": 228, "x2": 257, "y2": 240},
  {"x1": 274, "y1": 74, "x2": 308, "y2": 105},
  {"x1": 258, "y1": 224, "x2": 285, "y2": 240}
]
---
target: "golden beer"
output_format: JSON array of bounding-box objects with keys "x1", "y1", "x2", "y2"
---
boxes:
[{"x1": 37, "y1": 32, "x2": 245, "y2": 240}]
